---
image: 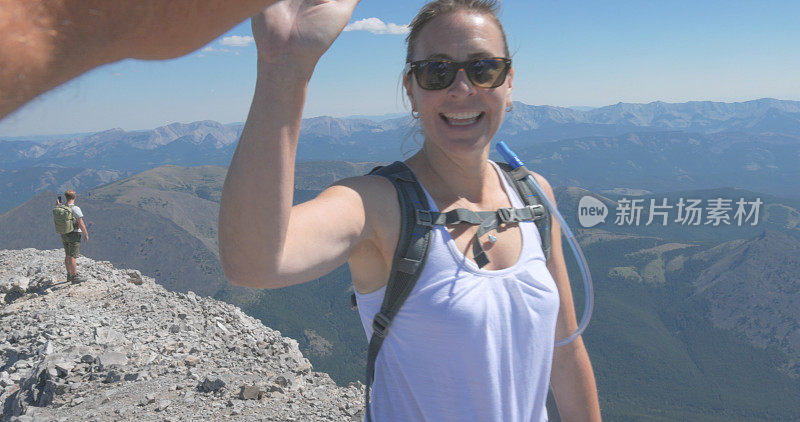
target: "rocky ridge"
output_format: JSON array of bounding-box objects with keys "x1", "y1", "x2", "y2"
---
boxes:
[{"x1": 0, "y1": 249, "x2": 364, "y2": 421}]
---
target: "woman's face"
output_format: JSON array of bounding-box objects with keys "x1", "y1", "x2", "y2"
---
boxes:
[{"x1": 405, "y1": 11, "x2": 512, "y2": 156}]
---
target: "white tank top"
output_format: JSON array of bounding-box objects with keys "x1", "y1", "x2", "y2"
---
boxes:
[{"x1": 355, "y1": 161, "x2": 560, "y2": 422}]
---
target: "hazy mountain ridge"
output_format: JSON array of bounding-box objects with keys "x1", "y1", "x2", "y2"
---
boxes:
[
  {"x1": 517, "y1": 131, "x2": 800, "y2": 198},
  {"x1": 93, "y1": 187, "x2": 221, "y2": 256},
  {"x1": 300, "y1": 116, "x2": 386, "y2": 139},
  {"x1": 39, "y1": 121, "x2": 243, "y2": 151},
  {"x1": 581, "y1": 98, "x2": 800, "y2": 129},
  {"x1": 85, "y1": 165, "x2": 227, "y2": 255},
  {"x1": 4, "y1": 124, "x2": 799, "y2": 215},
  {"x1": 691, "y1": 231, "x2": 800, "y2": 377},
  {"x1": 584, "y1": 233, "x2": 800, "y2": 420},
  {"x1": 0, "y1": 167, "x2": 130, "y2": 214},
  {"x1": 3, "y1": 98, "x2": 799, "y2": 170},
  {"x1": 598, "y1": 229, "x2": 800, "y2": 379},
  {"x1": 87, "y1": 165, "x2": 227, "y2": 203},
  {"x1": 2, "y1": 98, "x2": 798, "y2": 212},
  {"x1": 294, "y1": 161, "x2": 385, "y2": 190}
]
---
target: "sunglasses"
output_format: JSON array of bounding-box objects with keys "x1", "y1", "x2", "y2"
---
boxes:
[{"x1": 405, "y1": 57, "x2": 512, "y2": 90}]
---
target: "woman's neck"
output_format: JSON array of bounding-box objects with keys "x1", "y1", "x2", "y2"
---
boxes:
[{"x1": 408, "y1": 143, "x2": 497, "y2": 208}]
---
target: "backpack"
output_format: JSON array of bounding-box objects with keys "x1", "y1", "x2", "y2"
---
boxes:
[
  {"x1": 353, "y1": 160, "x2": 551, "y2": 420},
  {"x1": 52, "y1": 204, "x2": 75, "y2": 234}
]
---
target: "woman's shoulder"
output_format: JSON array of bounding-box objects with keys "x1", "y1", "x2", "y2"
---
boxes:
[
  {"x1": 329, "y1": 172, "x2": 398, "y2": 201},
  {"x1": 327, "y1": 173, "x2": 401, "y2": 229},
  {"x1": 526, "y1": 170, "x2": 556, "y2": 204}
]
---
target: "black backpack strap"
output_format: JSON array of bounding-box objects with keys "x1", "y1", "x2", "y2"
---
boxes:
[
  {"x1": 494, "y1": 161, "x2": 552, "y2": 260},
  {"x1": 359, "y1": 161, "x2": 433, "y2": 421}
]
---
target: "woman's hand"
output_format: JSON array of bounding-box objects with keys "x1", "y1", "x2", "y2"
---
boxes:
[{"x1": 252, "y1": 0, "x2": 360, "y2": 71}]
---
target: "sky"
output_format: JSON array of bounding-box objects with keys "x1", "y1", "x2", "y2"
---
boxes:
[{"x1": 1, "y1": 0, "x2": 799, "y2": 137}]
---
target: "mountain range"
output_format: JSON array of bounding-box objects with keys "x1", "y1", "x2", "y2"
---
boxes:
[
  {"x1": 2, "y1": 97, "x2": 800, "y2": 419},
  {"x1": 2, "y1": 98, "x2": 799, "y2": 214}
]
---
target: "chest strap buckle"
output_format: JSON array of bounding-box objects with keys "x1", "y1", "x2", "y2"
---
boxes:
[{"x1": 497, "y1": 207, "x2": 517, "y2": 224}]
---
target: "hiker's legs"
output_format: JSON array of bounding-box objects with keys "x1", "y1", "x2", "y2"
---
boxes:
[
  {"x1": 65, "y1": 256, "x2": 77, "y2": 276},
  {"x1": 62, "y1": 232, "x2": 81, "y2": 278}
]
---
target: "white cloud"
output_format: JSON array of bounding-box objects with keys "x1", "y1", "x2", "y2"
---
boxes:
[
  {"x1": 344, "y1": 18, "x2": 409, "y2": 35},
  {"x1": 199, "y1": 46, "x2": 232, "y2": 57},
  {"x1": 220, "y1": 35, "x2": 255, "y2": 47}
]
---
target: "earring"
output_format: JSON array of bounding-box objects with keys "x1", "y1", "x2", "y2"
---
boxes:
[
  {"x1": 411, "y1": 110, "x2": 420, "y2": 119},
  {"x1": 505, "y1": 104, "x2": 513, "y2": 113}
]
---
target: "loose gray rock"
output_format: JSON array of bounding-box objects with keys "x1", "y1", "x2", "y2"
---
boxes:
[
  {"x1": 126, "y1": 270, "x2": 144, "y2": 285},
  {"x1": 238, "y1": 385, "x2": 261, "y2": 400},
  {"x1": 156, "y1": 399, "x2": 172, "y2": 411},
  {"x1": 199, "y1": 377, "x2": 226, "y2": 393},
  {"x1": 94, "y1": 327, "x2": 124, "y2": 346},
  {"x1": 53, "y1": 360, "x2": 74, "y2": 378},
  {"x1": 183, "y1": 355, "x2": 200, "y2": 367},
  {"x1": 0, "y1": 248, "x2": 364, "y2": 421},
  {"x1": 99, "y1": 351, "x2": 127, "y2": 367},
  {"x1": 103, "y1": 371, "x2": 122, "y2": 384},
  {"x1": 9, "y1": 276, "x2": 30, "y2": 294},
  {"x1": 0, "y1": 372, "x2": 13, "y2": 388}
]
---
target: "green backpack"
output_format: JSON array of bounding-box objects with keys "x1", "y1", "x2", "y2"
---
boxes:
[{"x1": 52, "y1": 204, "x2": 75, "y2": 234}]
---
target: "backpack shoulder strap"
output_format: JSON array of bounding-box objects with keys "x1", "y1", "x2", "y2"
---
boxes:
[
  {"x1": 360, "y1": 161, "x2": 433, "y2": 420},
  {"x1": 494, "y1": 161, "x2": 551, "y2": 260}
]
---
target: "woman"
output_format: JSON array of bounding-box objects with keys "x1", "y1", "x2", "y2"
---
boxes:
[{"x1": 219, "y1": 0, "x2": 601, "y2": 420}]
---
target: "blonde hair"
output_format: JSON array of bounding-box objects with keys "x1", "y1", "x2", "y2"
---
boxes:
[{"x1": 64, "y1": 190, "x2": 76, "y2": 201}]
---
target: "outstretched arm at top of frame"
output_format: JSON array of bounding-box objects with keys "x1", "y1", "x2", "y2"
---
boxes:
[{"x1": 0, "y1": 0, "x2": 281, "y2": 119}]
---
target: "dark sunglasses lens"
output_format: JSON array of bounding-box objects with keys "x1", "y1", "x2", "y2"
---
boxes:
[
  {"x1": 467, "y1": 59, "x2": 508, "y2": 88},
  {"x1": 416, "y1": 61, "x2": 456, "y2": 90}
]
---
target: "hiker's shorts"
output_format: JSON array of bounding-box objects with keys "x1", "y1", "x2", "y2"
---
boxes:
[{"x1": 61, "y1": 232, "x2": 81, "y2": 258}]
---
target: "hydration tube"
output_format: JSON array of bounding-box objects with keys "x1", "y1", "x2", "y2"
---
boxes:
[{"x1": 496, "y1": 141, "x2": 594, "y2": 347}]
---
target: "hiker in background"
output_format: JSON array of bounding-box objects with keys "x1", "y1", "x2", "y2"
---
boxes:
[
  {"x1": 220, "y1": 0, "x2": 600, "y2": 420},
  {"x1": 0, "y1": 0, "x2": 280, "y2": 119},
  {"x1": 54, "y1": 190, "x2": 89, "y2": 284}
]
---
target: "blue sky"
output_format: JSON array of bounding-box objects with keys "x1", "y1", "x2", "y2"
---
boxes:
[{"x1": 1, "y1": 0, "x2": 799, "y2": 136}]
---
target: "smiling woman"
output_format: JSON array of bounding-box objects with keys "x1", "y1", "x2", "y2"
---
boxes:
[
  {"x1": 403, "y1": 10, "x2": 512, "y2": 157},
  {"x1": 218, "y1": 0, "x2": 600, "y2": 420}
]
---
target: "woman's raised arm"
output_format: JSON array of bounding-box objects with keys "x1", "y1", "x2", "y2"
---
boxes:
[{"x1": 218, "y1": 0, "x2": 365, "y2": 289}]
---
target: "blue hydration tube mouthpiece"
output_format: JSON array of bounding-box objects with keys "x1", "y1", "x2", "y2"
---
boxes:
[{"x1": 496, "y1": 141, "x2": 594, "y2": 347}]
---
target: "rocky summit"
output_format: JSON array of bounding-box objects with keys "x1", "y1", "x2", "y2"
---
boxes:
[{"x1": 0, "y1": 249, "x2": 365, "y2": 421}]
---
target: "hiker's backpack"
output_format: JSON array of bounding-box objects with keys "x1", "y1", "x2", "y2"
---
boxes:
[
  {"x1": 354, "y1": 160, "x2": 551, "y2": 420},
  {"x1": 52, "y1": 204, "x2": 75, "y2": 234}
]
